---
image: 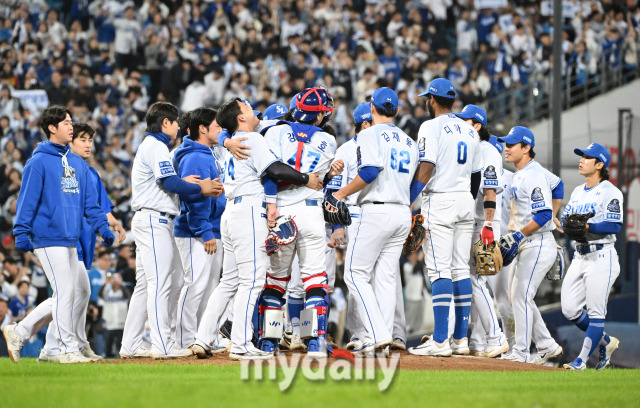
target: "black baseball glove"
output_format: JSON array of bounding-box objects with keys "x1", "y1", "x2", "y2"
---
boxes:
[
  {"x1": 323, "y1": 193, "x2": 351, "y2": 226},
  {"x1": 563, "y1": 212, "x2": 595, "y2": 243}
]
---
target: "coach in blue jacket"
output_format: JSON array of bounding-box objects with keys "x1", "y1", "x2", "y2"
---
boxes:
[{"x1": 173, "y1": 107, "x2": 226, "y2": 349}]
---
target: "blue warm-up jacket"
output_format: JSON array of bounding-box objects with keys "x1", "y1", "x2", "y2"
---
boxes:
[
  {"x1": 77, "y1": 166, "x2": 114, "y2": 269},
  {"x1": 13, "y1": 141, "x2": 110, "y2": 249},
  {"x1": 173, "y1": 136, "x2": 225, "y2": 242}
]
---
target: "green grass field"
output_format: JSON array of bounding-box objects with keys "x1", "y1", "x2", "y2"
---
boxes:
[{"x1": 1, "y1": 359, "x2": 639, "y2": 408}]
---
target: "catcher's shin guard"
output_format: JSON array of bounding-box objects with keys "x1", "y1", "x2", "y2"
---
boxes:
[
  {"x1": 257, "y1": 273, "x2": 289, "y2": 352},
  {"x1": 302, "y1": 272, "x2": 330, "y2": 355}
]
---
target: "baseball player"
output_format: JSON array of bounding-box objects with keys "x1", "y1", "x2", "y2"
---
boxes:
[
  {"x1": 333, "y1": 87, "x2": 418, "y2": 354},
  {"x1": 37, "y1": 123, "x2": 126, "y2": 362},
  {"x1": 191, "y1": 97, "x2": 323, "y2": 360},
  {"x1": 257, "y1": 87, "x2": 339, "y2": 358},
  {"x1": 3, "y1": 106, "x2": 115, "y2": 363},
  {"x1": 122, "y1": 102, "x2": 222, "y2": 360},
  {"x1": 173, "y1": 107, "x2": 227, "y2": 349},
  {"x1": 454, "y1": 106, "x2": 509, "y2": 358},
  {"x1": 496, "y1": 127, "x2": 562, "y2": 363},
  {"x1": 408, "y1": 79, "x2": 481, "y2": 357},
  {"x1": 561, "y1": 143, "x2": 622, "y2": 370}
]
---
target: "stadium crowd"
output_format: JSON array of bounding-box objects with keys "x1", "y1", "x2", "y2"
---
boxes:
[{"x1": 1, "y1": 0, "x2": 640, "y2": 357}]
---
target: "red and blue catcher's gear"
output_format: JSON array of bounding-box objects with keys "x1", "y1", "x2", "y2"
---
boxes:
[{"x1": 291, "y1": 87, "x2": 334, "y2": 123}]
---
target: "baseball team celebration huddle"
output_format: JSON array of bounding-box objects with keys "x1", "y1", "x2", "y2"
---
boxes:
[{"x1": 2, "y1": 77, "x2": 623, "y2": 371}]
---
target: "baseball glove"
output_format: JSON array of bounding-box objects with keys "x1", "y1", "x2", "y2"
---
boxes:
[
  {"x1": 265, "y1": 216, "x2": 298, "y2": 256},
  {"x1": 546, "y1": 244, "x2": 568, "y2": 281},
  {"x1": 563, "y1": 212, "x2": 595, "y2": 243},
  {"x1": 323, "y1": 193, "x2": 351, "y2": 226},
  {"x1": 498, "y1": 231, "x2": 524, "y2": 267},
  {"x1": 473, "y1": 240, "x2": 503, "y2": 275},
  {"x1": 403, "y1": 214, "x2": 427, "y2": 255}
]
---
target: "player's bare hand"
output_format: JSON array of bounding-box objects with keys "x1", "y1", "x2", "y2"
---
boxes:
[
  {"x1": 306, "y1": 173, "x2": 322, "y2": 191},
  {"x1": 553, "y1": 217, "x2": 563, "y2": 233},
  {"x1": 329, "y1": 228, "x2": 347, "y2": 248},
  {"x1": 225, "y1": 137, "x2": 251, "y2": 160},
  {"x1": 328, "y1": 159, "x2": 344, "y2": 179},
  {"x1": 267, "y1": 203, "x2": 279, "y2": 228},
  {"x1": 183, "y1": 174, "x2": 201, "y2": 184},
  {"x1": 204, "y1": 238, "x2": 217, "y2": 254},
  {"x1": 200, "y1": 178, "x2": 224, "y2": 197},
  {"x1": 112, "y1": 221, "x2": 127, "y2": 244}
]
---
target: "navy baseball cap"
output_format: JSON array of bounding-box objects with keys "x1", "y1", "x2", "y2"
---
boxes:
[
  {"x1": 489, "y1": 135, "x2": 503, "y2": 154},
  {"x1": 353, "y1": 102, "x2": 372, "y2": 124},
  {"x1": 574, "y1": 143, "x2": 611, "y2": 168},
  {"x1": 419, "y1": 78, "x2": 456, "y2": 99},
  {"x1": 498, "y1": 126, "x2": 535, "y2": 148},
  {"x1": 371, "y1": 87, "x2": 398, "y2": 110},
  {"x1": 263, "y1": 104, "x2": 288, "y2": 120},
  {"x1": 455, "y1": 105, "x2": 487, "y2": 127}
]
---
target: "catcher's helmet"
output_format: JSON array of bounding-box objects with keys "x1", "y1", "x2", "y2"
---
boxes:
[{"x1": 292, "y1": 87, "x2": 334, "y2": 122}]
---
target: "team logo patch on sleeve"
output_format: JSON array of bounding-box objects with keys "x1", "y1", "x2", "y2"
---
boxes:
[
  {"x1": 419, "y1": 138, "x2": 425, "y2": 151},
  {"x1": 607, "y1": 199, "x2": 620, "y2": 213},
  {"x1": 159, "y1": 161, "x2": 175, "y2": 175},
  {"x1": 531, "y1": 187, "x2": 544, "y2": 202},
  {"x1": 484, "y1": 165, "x2": 497, "y2": 179}
]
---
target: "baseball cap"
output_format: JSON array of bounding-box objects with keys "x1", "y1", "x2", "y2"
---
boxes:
[
  {"x1": 489, "y1": 135, "x2": 503, "y2": 154},
  {"x1": 371, "y1": 87, "x2": 398, "y2": 111},
  {"x1": 497, "y1": 126, "x2": 535, "y2": 148},
  {"x1": 263, "y1": 104, "x2": 288, "y2": 120},
  {"x1": 574, "y1": 143, "x2": 611, "y2": 168},
  {"x1": 353, "y1": 102, "x2": 372, "y2": 124},
  {"x1": 455, "y1": 105, "x2": 487, "y2": 127},
  {"x1": 419, "y1": 78, "x2": 456, "y2": 99}
]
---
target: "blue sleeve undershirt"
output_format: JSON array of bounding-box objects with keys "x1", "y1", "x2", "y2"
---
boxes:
[
  {"x1": 532, "y1": 209, "x2": 552, "y2": 227},
  {"x1": 160, "y1": 175, "x2": 202, "y2": 201},
  {"x1": 552, "y1": 180, "x2": 564, "y2": 199},
  {"x1": 409, "y1": 180, "x2": 426, "y2": 204},
  {"x1": 358, "y1": 166, "x2": 379, "y2": 184},
  {"x1": 589, "y1": 221, "x2": 622, "y2": 235}
]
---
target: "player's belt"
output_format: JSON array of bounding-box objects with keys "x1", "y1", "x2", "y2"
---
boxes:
[
  {"x1": 136, "y1": 208, "x2": 176, "y2": 220},
  {"x1": 232, "y1": 196, "x2": 267, "y2": 208},
  {"x1": 576, "y1": 244, "x2": 604, "y2": 255}
]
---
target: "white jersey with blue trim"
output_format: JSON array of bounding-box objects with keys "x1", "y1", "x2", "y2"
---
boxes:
[
  {"x1": 474, "y1": 141, "x2": 503, "y2": 224},
  {"x1": 221, "y1": 131, "x2": 278, "y2": 201},
  {"x1": 510, "y1": 160, "x2": 555, "y2": 233},
  {"x1": 417, "y1": 113, "x2": 482, "y2": 194},
  {"x1": 264, "y1": 123, "x2": 336, "y2": 207},
  {"x1": 561, "y1": 180, "x2": 623, "y2": 245},
  {"x1": 131, "y1": 136, "x2": 180, "y2": 215},
  {"x1": 356, "y1": 123, "x2": 419, "y2": 206},
  {"x1": 325, "y1": 137, "x2": 359, "y2": 207},
  {"x1": 500, "y1": 169, "x2": 514, "y2": 232},
  {"x1": 530, "y1": 160, "x2": 561, "y2": 191}
]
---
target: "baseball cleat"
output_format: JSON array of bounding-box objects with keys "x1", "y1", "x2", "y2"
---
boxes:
[
  {"x1": 450, "y1": 337, "x2": 470, "y2": 355},
  {"x1": 470, "y1": 349, "x2": 486, "y2": 357},
  {"x1": 482, "y1": 342, "x2": 510, "y2": 358},
  {"x1": 421, "y1": 334, "x2": 430, "y2": 344},
  {"x1": 3, "y1": 323, "x2": 23, "y2": 363},
  {"x1": 220, "y1": 319, "x2": 233, "y2": 340},
  {"x1": 229, "y1": 350, "x2": 273, "y2": 361},
  {"x1": 390, "y1": 338, "x2": 407, "y2": 350},
  {"x1": 191, "y1": 344, "x2": 212, "y2": 359},
  {"x1": 279, "y1": 331, "x2": 293, "y2": 350},
  {"x1": 260, "y1": 339, "x2": 278, "y2": 353},
  {"x1": 346, "y1": 337, "x2": 364, "y2": 351},
  {"x1": 408, "y1": 338, "x2": 452, "y2": 357},
  {"x1": 119, "y1": 346, "x2": 151, "y2": 359},
  {"x1": 306, "y1": 338, "x2": 328, "y2": 359},
  {"x1": 596, "y1": 336, "x2": 620, "y2": 370},
  {"x1": 499, "y1": 352, "x2": 526, "y2": 362},
  {"x1": 351, "y1": 342, "x2": 375, "y2": 357},
  {"x1": 531, "y1": 344, "x2": 563, "y2": 365},
  {"x1": 37, "y1": 349, "x2": 60, "y2": 363},
  {"x1": 327, "y1": 334, "x2": 338, "y2": 349},
  {"x1": 151, "y1": 348, "x2": 193, "y2": 360},
  {"x1": 563, "y1": 358, "x2": 586, "y2": 371},
  {"x1": 59, "y1": 351, "x2": 92, "y2": 364},
  {"x1": 289, "y1": 333, "x2": 306, "y2": 351},
  {"x1": 212, "y1": 341, "x2": 231, "y2": 354},
  {"x1": 375, "y1": 338, "x2": 393, "y2": 350},
  {"x1": 80, "y1": 346, "x2": 103, "y2": 362}
]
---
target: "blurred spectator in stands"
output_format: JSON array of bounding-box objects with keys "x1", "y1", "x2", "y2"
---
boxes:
[
  {"x1": 88, "y1": 250, "x2": 113, "y2": 305},
  {"x1": 113, "y1": 6, "x2": 141, "y2": 73},
  {"x1": 99, "y1": 272, "x2": 131, "y2": 358},
  {"x1": 9, "y1": 277, "x2": 33, "y2": 322},
  {"x1": 403, "y1": 250, "x2": 426, "y2": 335}
]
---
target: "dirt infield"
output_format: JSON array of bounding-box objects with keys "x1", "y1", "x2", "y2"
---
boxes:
[{"x1": 104, "y1": 351, "x2": 557, "y2": 372}]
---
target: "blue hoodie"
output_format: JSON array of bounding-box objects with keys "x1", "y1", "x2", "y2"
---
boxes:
[
  {"x1": 77, "y1": 166, "x2": 115, "y2": 269},
  {"x1": 173, "y1": 136, "x2": 225, "y2": 242},
  {"x1": 13, "y1": 141, "x2": 110, "y2": 249}
]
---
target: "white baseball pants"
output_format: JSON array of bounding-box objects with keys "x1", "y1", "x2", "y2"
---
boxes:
[
  {"x1": 175, "y1": 236, "x2": 223, "y2": 348},
  {"x1": 120, "y1": 247, "x2": 148, "y2": 356}
]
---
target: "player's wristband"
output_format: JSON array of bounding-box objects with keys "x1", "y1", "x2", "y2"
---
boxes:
[{"x1": 483, "y1": 201, "x2": 496, "y2": 209}]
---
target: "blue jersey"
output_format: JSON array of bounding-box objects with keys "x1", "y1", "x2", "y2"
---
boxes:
[{"x1": 78, "y1": 166, "x2": 114, "y2": 269}]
